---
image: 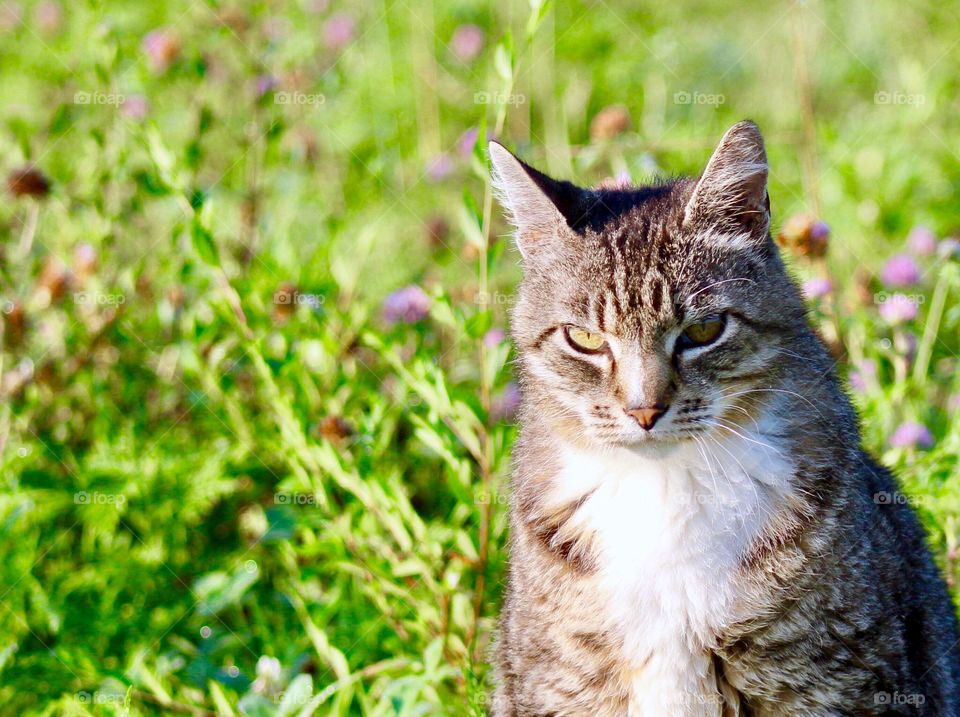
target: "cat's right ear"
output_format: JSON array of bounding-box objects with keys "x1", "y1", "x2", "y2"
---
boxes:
[
  {"x1": 488, "y1": 142, "x2": 585, "y2": 261},
  {"x1": 683, "y1": 120, "x2": 770, "y2": 239}
]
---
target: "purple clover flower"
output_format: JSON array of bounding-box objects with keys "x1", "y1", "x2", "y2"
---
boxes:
[
  {"x1": 255, "y1": 75, "x2": 277, "y2": 98},
  {"x1": 426, "y1": 154, "x2": 454, "y2": 182},
  {"x1": 491, "y1": 382, "x2": 521, "y2": 422},
  {"x1": 35, "y1": 1, "x2": 62, "y2": 34},
  {"x1": 907, "y1": 225, "x2": 937, "y2": 256},
  {"x1": 802, "y1": 277, "x2": 832, "y2": 300},
  {"x1": 889, "y1": 422, "x2": 934, "y2": 449},
  {"x1": 848, "y1": 359, "x2": 877, "y2": 393},
  {"x1": 324, "y1": 13, "x2": 355, "y2": 51},
  {"x1": 879, "y1": 254, "x2": 921, "y2": 288},
  {"x1": 878, "y1": 293, "x2": 918, "y2": 324},
  {"x1": 451, "y1": 24, "x2": 484, "y2": 62},
  {"x1": 142, "y1": 28, "x2": 180, "y2": 73},
  {"x1": 483, "y1": 328, "x2": 505, "y2": 348},
  {"x1": 121, "y1": 94, "x2": 149, "y2": 120},
  {"x1": 809, "y1": 221, "x2": 830, "y2": 242},
  {"x1": 382, "y1": 285, "x2": 430, "y2": 325},
  {"x1": 457, "y1": 127, "x2": 480, "y2": 157}
]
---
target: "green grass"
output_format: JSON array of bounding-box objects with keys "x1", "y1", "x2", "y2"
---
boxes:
[{"x1": 1, "y1": 0, "x2": 958, "y2": 713}]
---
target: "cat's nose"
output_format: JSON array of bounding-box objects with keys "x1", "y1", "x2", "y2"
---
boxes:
[{"x1": 625, "y1": 405, "x2": 667, "y2": 431}]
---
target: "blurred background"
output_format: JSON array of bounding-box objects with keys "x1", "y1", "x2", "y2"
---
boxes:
[{"x1": 1, "y1": 0, "x2": 958, "y2": 713}]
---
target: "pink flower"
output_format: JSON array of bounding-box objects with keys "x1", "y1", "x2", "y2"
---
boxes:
[
  {"x1": 142, "y1": 28, "x2": 180, "y2": 73},
  {"x1": 907, "y1": 226, "x2": 937, "y2": 256},
  {"x1": 255, "y1": 75, "x2": 277, "y2": 97},
  {"x1": 34, "y1": 0, "x2": 61, "y2": 34},
  {"x1": 451, "y1": 24, "x2": 484, "y2": 62},
  {"x1": 848, "y1": 359, "x2": 877, "y2": 393},
  {"x1": 889, "y1": 422, "x2": 934, "y2": 449},
  {"x1": 802, "y1": 277, "x2": 832, "y2": 300},
  {"x1": 483, "y1": 328, "x2": 505, "y2": 348},
  {"x1": 491, "y1": 382, "x2": 521, "y2": 422},
  {"x1": 324, "y1": 13, "x2": 356, "y2": 51},
  {"x1": 0, "y1": 3, "x2": 22, "y2": 32},
  {"x1": 121, "y1": 95, "x2": 149, "y2": 121},
  {"x1": 878, "y1": 294, "x2": 918, "y2": 324},
  {"x1": 457, "y1": 127, "x2": 479, "y2": 157},
  {"x1": 879, "y1": 254, "x2": 921, "y2": 287},
  {"x1": 426, "y1": 155, "x2": 454, "y2": 182},
  {"x1": 809, "y1": 221, "x2": 830, "y2": 242},
  {"x1": 382, "y1": 285, "x2": 430, "y2": 325}
]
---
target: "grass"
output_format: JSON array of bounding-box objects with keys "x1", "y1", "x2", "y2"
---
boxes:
[{"x1": 0, "y1": 0, "x2": 958, "y2": 714}]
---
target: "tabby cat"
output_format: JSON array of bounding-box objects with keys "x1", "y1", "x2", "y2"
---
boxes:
[{"x1": 487, "y1": 121, "x2": 960, "y2": 716}]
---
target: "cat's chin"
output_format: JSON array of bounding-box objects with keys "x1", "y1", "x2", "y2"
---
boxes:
[{"x1": 605, "y1": 432, "x2": 689, "y2": 459}]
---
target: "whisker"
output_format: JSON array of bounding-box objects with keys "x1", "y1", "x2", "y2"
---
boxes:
[
  {"x1": 687, "y1": 277, "x2": 755, "y2": 301},
  {"x1": 706, "y1": 416, "x2": 785, "y2": 458}
]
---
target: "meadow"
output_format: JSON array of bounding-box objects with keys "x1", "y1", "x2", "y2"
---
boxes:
[{"x1": 1, "y1": 0, "x2": 958, "y2": 714}]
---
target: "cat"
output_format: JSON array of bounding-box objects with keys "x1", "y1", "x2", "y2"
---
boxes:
[{"x1": 487, "y1": 121, "x2": 960, "y2": 716}]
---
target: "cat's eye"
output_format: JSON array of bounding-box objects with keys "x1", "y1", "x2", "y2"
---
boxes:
[
  {"x1": 564, "y1": 326, "x2": 607, "y2": 353},
  {"x1": 678, "y1": 314, "x2": 727, "y2": 350}
]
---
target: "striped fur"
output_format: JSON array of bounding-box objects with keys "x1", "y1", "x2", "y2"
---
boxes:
[{"x1": 488, "y1": 122, "x2": 960, "y2": 716}]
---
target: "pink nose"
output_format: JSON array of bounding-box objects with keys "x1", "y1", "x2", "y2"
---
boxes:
[{"x1": 626, "y1": 405, "x2": 667, "y2": 431}]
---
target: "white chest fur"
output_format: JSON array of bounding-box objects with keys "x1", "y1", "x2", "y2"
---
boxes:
[{"x1": 550, "y1": 427, "x2": 794, "y2": 715}]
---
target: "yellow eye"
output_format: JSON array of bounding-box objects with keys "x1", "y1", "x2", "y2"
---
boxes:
[
  {"x1": 680, "y1": 314, "x2": 726, "y2": 349},
  {"x1": 565, "y1": 327, "x2": 607, "y2": 352}
]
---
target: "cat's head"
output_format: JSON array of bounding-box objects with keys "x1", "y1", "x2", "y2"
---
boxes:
[{"x1": 490, "y1": 121, "x2": 811, "y2": 450}]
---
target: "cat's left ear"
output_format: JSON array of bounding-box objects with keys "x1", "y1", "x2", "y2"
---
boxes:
[
  {"x1": 683, "y1": 120, "x2": 770, "y2": 239},
  {"x1": 488, "y1": 141, "x2": 590, "y2": 261}
]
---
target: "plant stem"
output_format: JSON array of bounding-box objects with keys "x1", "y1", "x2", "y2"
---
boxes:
[{"x1": 913, "y1": 264, "x2": 953, "y2": 384}]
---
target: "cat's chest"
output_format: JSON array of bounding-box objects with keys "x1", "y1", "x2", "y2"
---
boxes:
[{"x1": 551, "y1": 436, "x2": 793, "y2": 674}]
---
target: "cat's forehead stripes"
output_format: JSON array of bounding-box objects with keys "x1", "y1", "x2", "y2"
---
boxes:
[{"x1": 581, "y1": 211, "x2": 683, "y2": 340}]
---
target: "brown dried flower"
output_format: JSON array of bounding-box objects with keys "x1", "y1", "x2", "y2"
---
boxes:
[
  {"x1": 776, "y1": 214, "x2": 830, "y2": 258},
  {"x1": 7, "y1": 166, "x2": 51, "y2": 198},
  {"x1": 590, "y1": 105, "x2": 630, "y2": 140}
]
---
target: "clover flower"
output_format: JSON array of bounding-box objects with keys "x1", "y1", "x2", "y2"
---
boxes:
[
  {"x1": 878, "y1": 293, "x2": 918, "y2": 324},
  {"x1": 451, "y1": 24, "x2": 484, "y2": 62},
  {"x1": 879, "y1": 254, "x2": 921, "y2": 288},
  {"x1": 889, "y1": 422, "x2": 934, "y2": 449},
  {"x1": 382, "y1": 285, "x2": 430, "y2": 325}
]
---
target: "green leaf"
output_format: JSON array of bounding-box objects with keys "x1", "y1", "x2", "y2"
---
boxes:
[
  {"x1": 239, "y1": 693, "x2": 276, "y2": 717},
  {"x1": 194, "y1": 562, "x2": 260, "y2": 615},
  {"x1": 278, "y1": 675, "x2": 313, "y2": 717},
  {"x1": 191, "y1": 218, "x2": 219, "y2": 266}
]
